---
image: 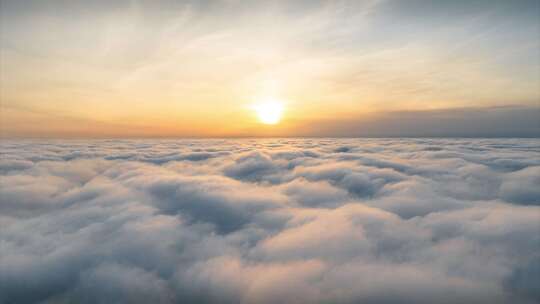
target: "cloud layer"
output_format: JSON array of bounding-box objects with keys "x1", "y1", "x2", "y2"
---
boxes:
[{"x1": 1, "y1": 138, "x2": 539, "y2": 303}]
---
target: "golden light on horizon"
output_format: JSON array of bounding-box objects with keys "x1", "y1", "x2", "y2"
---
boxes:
[{"x1": 253, "y1": 99, "x2": 284, "y2": 125}]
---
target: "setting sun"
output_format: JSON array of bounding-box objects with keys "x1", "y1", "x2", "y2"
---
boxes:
[{"x1": 253, "y1": 99, "x2": 284, "y2": 125}]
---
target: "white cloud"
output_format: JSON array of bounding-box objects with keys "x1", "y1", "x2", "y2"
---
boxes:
[{"x1": 1, "y1": 138, "x2": 539, "y2": 303}]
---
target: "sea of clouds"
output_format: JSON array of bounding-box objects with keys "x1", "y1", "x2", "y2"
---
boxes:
[{"x1": 1, "y1": 138, "x2": 539, "y2": 304}]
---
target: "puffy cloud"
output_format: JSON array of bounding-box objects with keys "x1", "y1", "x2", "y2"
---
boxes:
[
  {"x1": 499, "y1": 166, "x2": 540, "y2": 205},
  {"x1": 0, "y1": 138, "x2": 539, "y2": 304}
]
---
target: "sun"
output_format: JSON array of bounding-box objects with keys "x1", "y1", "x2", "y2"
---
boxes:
[{"x1": 253, "y1": 99, "x2": 284, "y2": 125}]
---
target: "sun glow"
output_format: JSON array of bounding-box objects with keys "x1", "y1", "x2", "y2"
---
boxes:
[{"x1": 253, "y1": 99, "x2": 284, "y2": 125}]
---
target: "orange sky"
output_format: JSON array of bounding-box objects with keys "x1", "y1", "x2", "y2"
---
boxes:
[{"x1": 1, "y1": 0, "x2": 539, "y2": 137}]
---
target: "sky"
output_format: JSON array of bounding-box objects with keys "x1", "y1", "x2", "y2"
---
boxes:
[{"x1": 0, "y1": 0, "x2": 539, "y2": 137}]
